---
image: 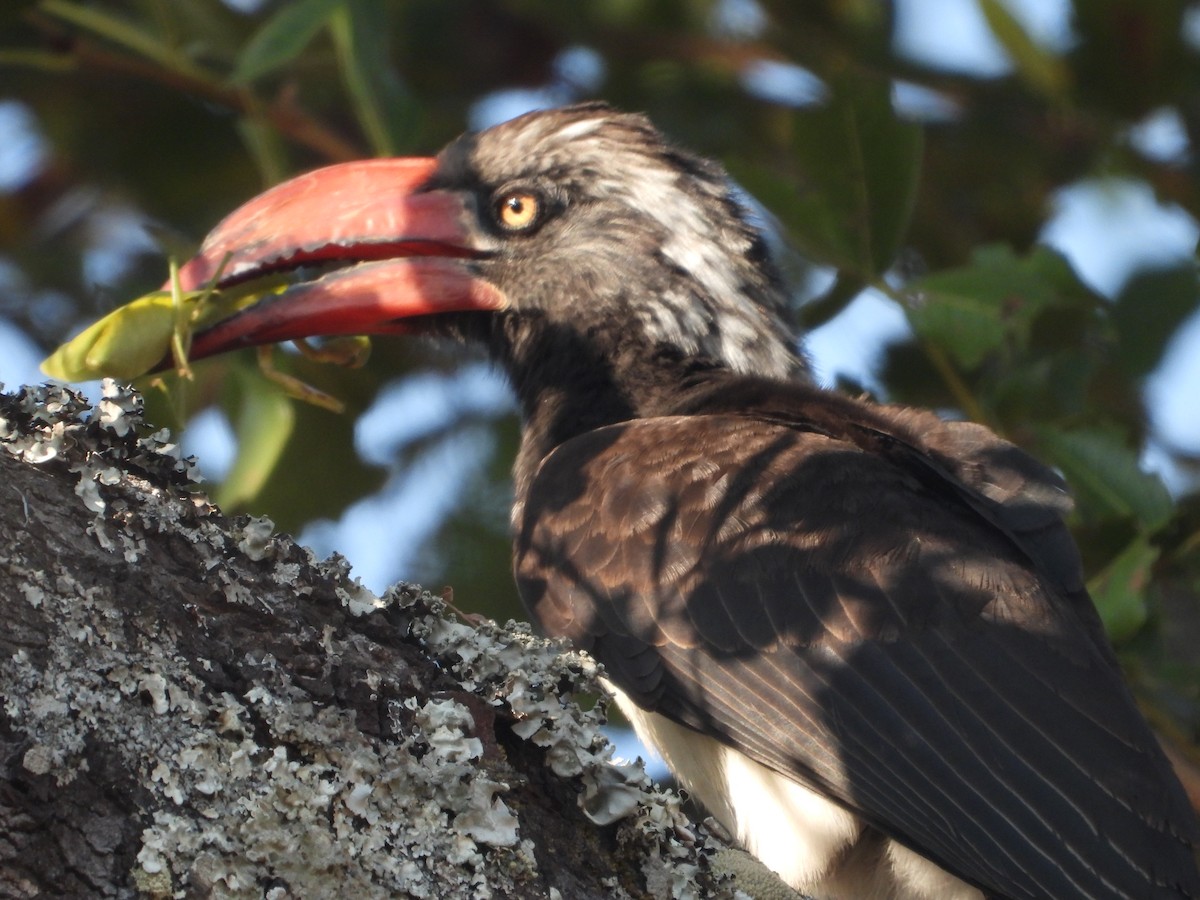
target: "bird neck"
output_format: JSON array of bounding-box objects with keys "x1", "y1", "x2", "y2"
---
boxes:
[{"x1": 493, "y1": 313, "x2": 728, "y2": 507}]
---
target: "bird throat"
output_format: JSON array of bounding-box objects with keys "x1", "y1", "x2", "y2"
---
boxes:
[{"x1": 495, "y1": 312, "x2": 730, "y2": 508}]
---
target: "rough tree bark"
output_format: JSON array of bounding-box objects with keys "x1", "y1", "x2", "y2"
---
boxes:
[{"x1": 0, "y1": 382, "x2": 799, "y2": 900}]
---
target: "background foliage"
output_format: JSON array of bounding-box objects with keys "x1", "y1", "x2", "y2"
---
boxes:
[{"x1": 2, "y1": 0, "x2": 1198, "y2": 770}]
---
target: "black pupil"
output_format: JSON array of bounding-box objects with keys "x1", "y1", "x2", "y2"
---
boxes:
[{"x1": 507, "y1": 197, "x2": 525, "y2": 216}]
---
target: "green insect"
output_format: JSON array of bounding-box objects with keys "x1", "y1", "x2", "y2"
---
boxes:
[
  {"x1": 42, "y1": 256, "x2": 233, "y2": 381},
  {"x1": 41, "y1": 257, "x2": 371, "y2": 412},
  {"x1": 42, "y1": 292, "x2": 202, "y2": 382}
]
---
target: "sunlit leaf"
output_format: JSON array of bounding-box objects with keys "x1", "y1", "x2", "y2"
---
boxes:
[{"x1": 40, "y1": 255, "x2": 278, "y2": 384}]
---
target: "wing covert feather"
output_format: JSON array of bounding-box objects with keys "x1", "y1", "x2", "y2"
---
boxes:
[{"x1": 514, "y1": 409, "x2": 1199, "y2": 899}]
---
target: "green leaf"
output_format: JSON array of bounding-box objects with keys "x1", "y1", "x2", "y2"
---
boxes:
[
  {"x1": 914, "y1": 244, "x2": 1090, "y2": 318},
  {"x1": 906, "y1": 244, "x2": 1098, "y2": 369},
  {"x1": 976, "y1": 0, "x2": 1069, "y2": 99},
  {"x1": 330, "y1": 0, "x2": 416, "y2": 156},
  {"x1": 1111, "y1": 263, "x2": 1200, "y2": 377},
  {"x1": 1035, "y1": 425, "x2": 1174, "y2": 530},
  {"x1": 1087, "y1": 535, "x2": 1157, "y2": 642},
  {"x1": 215, "y1": 351, "x2": 387, "y2": 528},
  {"x1": 0, "y1": 48, "x2": 76, "y2": 72},
  {"x1": 215, "y1": 366, "x2": 297, "y2": 511},
  {"x1": 230, "y1": 0, "x2": 341, "y2": 85},
  {"x1": 732, "y1": 76, "x2": 922, "y2": 279},
  {"x1": 236, "y1": 113, "x2": 289, "y2": 187},
  {"x1": 906, "y1": 288, "x2": 1004, "y2": 369}
]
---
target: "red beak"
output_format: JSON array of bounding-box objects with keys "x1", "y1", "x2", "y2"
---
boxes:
[{"x1": 173, "y1": 158, "x2": 507, "y2": 361}]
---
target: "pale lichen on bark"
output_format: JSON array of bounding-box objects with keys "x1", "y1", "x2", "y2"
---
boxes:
[{"x1": 0, "y1": 381, "x2": 768, "y2": 899}]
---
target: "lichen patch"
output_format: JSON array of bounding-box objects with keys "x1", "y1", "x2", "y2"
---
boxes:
[{"x1": 1, "y1": 382, "x2": 750, "y2": 898}]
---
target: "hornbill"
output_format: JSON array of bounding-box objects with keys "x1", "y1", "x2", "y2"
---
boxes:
[{"x1": 171, "y1": 103, "x2": 1200, "y2": 899}]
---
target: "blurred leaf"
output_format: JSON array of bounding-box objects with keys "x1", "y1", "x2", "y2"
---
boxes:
[
  {"x1": 976, "y1": 0, "x2": 1069, "y2": 99},
  {"x1": 222, "y1": 352, "x2": 386, "y2": 529},
  {"x1": 426, "y1": 416, "x2": 522, "y2": 623},
  {"x1": 1036, "y1": 425, "x2": 1174, "y2": 530},
  {"x1": 916, "y1": 244, "x2": 1093, "y2": 318},
  {"x1": 907, "y1": 244, "x2": 1098, "y2": 369},
  {"x1": 140, "y1": 359, "x2": 231, "y2": 434},
  {"x1": 1111, "y1": 263, "x2": 1200, "y2": 377},
  {"x1": 1087, "y1": 535, "x2": 1157, "y2": 642},
  {"x1": 1071, "y1": 1, "x2": 1189, "y2": 117},
  {"x1": 0, "y1": 0, "x2": 36, "y2": 27},
  {"x1": 907, "y1": 287, "x2": 1005, "y2": 369},
  {"x1": 733, "y1": 77, "x2": 922, "y2": 278},
  {"x1": 230, "y1": 0, "x2": 340, "y2": 84},
  {"x1": 432, "y1": 506, "x2": 518, "y2": 612},
  {"x1": 236, "y1": 112, "x2": 289, "y2": 187},
  {"x1": 163, "y1": 0, "x2": 248, "y2": 65},
  {"x1": 1161, "y1": 493, "x2": 1200, "y2": 567},
  {"x1": 0, "y1": 48, "x2": 75, "y2": 71},
  {"x1": 330, "y1": 0, "x2": 416, "y2": 156},
  {"x1": 40, "y1": 0, "x2": 206, "y2": 78},
  {"x1": 215, "y1": 366, "x2": 296, "y2": 510}
]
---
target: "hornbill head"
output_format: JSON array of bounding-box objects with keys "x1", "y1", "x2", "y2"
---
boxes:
[{"x1": 179, "y1": 102, "x2": 806, "y2": 407}]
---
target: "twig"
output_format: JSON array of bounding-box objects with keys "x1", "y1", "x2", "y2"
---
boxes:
[{"x1": 22, "y1": 11, "x2": 362, "y2": 163}]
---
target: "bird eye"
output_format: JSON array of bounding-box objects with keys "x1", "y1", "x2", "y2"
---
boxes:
[{"x1": 494, "y1": 191, "x2": 542, "y2": 233}]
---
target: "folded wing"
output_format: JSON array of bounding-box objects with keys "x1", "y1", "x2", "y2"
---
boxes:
[{"x1": 514, "y1": 396, "x2": 1199, "y2": 899}]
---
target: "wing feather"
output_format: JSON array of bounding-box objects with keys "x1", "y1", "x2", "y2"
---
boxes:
[{"x1": 514, "y1": 403, "x2": 1200, "y2": 898}]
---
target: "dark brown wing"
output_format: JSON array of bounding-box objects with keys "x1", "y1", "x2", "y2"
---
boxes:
[{"x1": 514, "y1": 410, "x2": 1200, "y2": 899}]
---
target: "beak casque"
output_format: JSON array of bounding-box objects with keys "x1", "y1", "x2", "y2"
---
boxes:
[{"x1": 174, "y1": 157, "x2": 508, "y2": 361}]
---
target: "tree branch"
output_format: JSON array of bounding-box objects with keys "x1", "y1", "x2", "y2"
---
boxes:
[
  {"x1": 0, "y1": 382, "x2": 789, "y2": 898},
  {"x1": 22, "y1": 12, "x2": 363, "y2": 164}
]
